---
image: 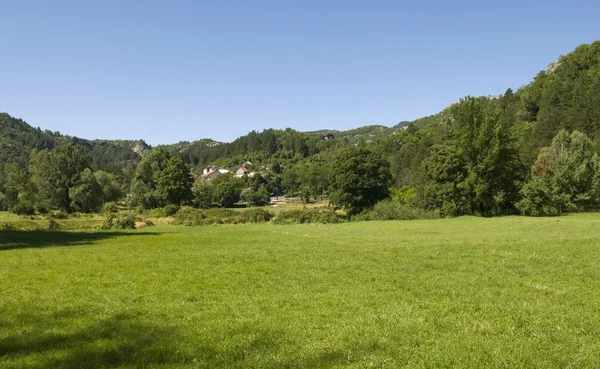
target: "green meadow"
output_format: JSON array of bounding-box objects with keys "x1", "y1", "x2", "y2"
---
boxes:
[{"x1": 2, "y1": 215, "x2": 600, "y2": 368}]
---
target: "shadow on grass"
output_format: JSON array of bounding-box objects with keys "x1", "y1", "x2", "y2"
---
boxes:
[
  {"x1": 0, "y1": 311, "x2": 188, "y2": 369},
  {"x1": 0, "y1": 230, "x2": 159, "y2": 251},
  {"x1": 0, "y1": 308, "x2": 351, "y2": 369}
]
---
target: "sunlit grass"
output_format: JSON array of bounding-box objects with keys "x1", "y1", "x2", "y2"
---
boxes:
[
  {"x1": 2, "y1": 214, "x2": 600, "y2": 368},
  {"x1": 0, "y1": 211, "x2": 104, "y2": 230}
]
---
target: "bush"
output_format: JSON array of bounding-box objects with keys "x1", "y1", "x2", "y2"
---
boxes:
[
  {"x1": 12, "y1": 202, "x2": 36, "y2": 216},
  {"x1": 36, "y1": 204, "x2": 49, "y2": 214},
  {"x1": 51, "y1": 210, "x2": 69, "y2": 219},
  {"x1": 114, "y1": 213, "x2": 137, "y2": 229},
  {"x1": 101, "y1": 213, "x2": 116, "y2": 230},
  {"x1": 239, "y1": 208, "x2": 274, "y2": 223},
  {"x1": 352, "y1": 200, "x2": 440, "y2": 221},
  {"x1": 173, "y1": 206, "x2": 275, "y2": 226},
  {"x1": 102, "y1": 202, "x2": 118, "y2": 213},
  {"x1": 48, "y1": 219, "x2": 60, "y2": 230},
  {"x1": 144, "y1": 219, "x2": 155, "y2": 227},
  {"x1": 272, "y1": 209, "x2": 347, "y2": 225},
  {"x1": 1, "y1": 222, "x2": 16, "y2": 231},
  {"x1": 148, "y1": 204, "x2": 180, "y2": 218},
  {"x1": 389, "y1": 186, "x2": 417, "y2": 205}
]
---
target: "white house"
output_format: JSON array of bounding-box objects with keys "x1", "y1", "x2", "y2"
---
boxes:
[
  {"x1": 203, "y1": 168, "x2": 230, "y2": 181},
  {"x1": 235, "y1": 167, "x2": 249, "y2": 177}
]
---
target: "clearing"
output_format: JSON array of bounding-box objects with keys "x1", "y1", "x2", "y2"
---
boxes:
[{"x1": 1, "y1": 215, "x2": 600, "y2": 368}]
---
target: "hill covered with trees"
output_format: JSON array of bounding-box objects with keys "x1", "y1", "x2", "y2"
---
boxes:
[{"x1": 1, "y1": 41, "x2": 600, "y2": 218}]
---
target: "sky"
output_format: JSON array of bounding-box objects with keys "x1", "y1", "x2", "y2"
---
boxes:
[{"x1": 1, "y1": 1, "x2": 599, "y2": 145}]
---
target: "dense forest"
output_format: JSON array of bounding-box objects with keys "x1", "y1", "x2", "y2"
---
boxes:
[{"x1": 1, "y1": 41, "x2": 599, "y2": 218}]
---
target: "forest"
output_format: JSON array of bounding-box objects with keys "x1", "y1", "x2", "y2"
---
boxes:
[{"x1": 1, "y1": 41, "x2": 600, "y2": 219}]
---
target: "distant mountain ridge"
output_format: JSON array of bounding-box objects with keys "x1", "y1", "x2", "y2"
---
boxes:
[
  {"x1": 2, "y1": 40, "x2": 599, "y2": 173},
  {"x1": 0, "y1": 112, "x2": 150, "y2": 171}
]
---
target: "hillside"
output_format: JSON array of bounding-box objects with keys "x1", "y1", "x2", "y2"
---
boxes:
[
  {"x1": 306, "y1": 125, "x2": 396, "y2": 144},
  {"x1": 0, "y1": 113, "x2": 149, "y2": 171},
  {"x1": 2, "y1": 40, "x2": 599, "y2": 185}
]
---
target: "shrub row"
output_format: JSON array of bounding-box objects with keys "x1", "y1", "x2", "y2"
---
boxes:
[
  {"x1": 352, "y1": 199, "x2": 440, "y2": 221},
  {"x1": 172, "y1": 207, "x2": 347, "y2": 226},
  {"x1": 173, "y1": 207, "x2": 274, "y2": 226},
  {"x1": 270, "y1": 209, "x2": 347, "y2": 225},
  {"x1": 101, "y1": 213, "x2": 137, "y2": 230}
]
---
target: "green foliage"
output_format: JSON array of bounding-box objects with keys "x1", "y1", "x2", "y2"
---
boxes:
[
  {"x1": 172, "y1": 206, "x2": 274, "y2": 226},
  {"x1": 353, "y1": 199, "x2": 440, "y2": 221},
  {"x1": 281, "y1": 167, "x2": 300, "y2": 196},
  {"x1": 389, "y1": 186, "x2": 417, "y2": 205},
  {"x1": 419, "y1": 97, "x2": 523, "y2": 216},
  {"x1": 29, "y1": 144, "x2": 90, "y2": 212},
  {"x1": 114, "y1": 213, "x2": 137, "y2": 229},
  {"x1": 518, "y1": 130, "x2": 599, "y2": 215},
  {"x1": 69, "y1": 168, "x2": 104, "y2": 213},
  {"x1": 50, "y1": 210, "x2": 69, "y2": 219},
  {"x1": 94, "y1": 170, "x2": 123, "y2": 203},
  {"x1": 240, "y1": 185, "x2": 271, "y2": 206},
  {"x1": 328, "y1": 147, "x2": 392, "y2": 215},
  {"x1": 148, "y1": 204, "x2": 180, "y2": 218},
  {"x1": 102, "y1": 201, "x2": 118, "y2": 213},
  {"x1": 191, "y1": 179, "x2": 213, "y2": 209},
  {"x1": 101, "y1": 212, "x2": 115, "y2": 230},
  {"x1": 48, "y1": 219, "x2": 60, "y2": 230},
  {"x1": 1, "y1": 163, "x2": 37, "y2": 214},
  {"x1": 211, "y1": 174, "x2": 243, "y2": 208},
  {"x1": 11, "y1": 201, "x2": 36, "y2": 216},
  {"x1": 271, "y1": 208, "x2": 347, "y2": 225},
  {"x1": 298, "y1": 163, "x2": 329, "y2": 201},
  {"x1": 2, "y1": 42, "x2": 600, "y2": 220},
  {"x1": 0, "y1": 222, "x2": 16, "y2": 230},
  {"x1": 130, "y1": 148, "x2": 193, "y2": 209}
]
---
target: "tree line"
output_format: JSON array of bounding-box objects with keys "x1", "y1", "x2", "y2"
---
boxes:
[{"x1": 2, "y1": 41, "x2": 600, "y2": 218}]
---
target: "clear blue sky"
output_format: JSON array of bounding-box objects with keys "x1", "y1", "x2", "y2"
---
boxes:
[{"x1": 1, "y1": 0, "x2": 599, "y2": 145}]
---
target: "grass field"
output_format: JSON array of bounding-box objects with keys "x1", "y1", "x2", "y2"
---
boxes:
[
  {"x1": 2, "y1": 215, "x2": 600, "y2": 368},
  {"x1": 0, "y1": 211, "x2": 104, "y2": 230}
]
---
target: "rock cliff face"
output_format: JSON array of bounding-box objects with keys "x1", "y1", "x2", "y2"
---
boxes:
[{"x1": 132, "y1": 141, "x2": 151, "y2": 157}]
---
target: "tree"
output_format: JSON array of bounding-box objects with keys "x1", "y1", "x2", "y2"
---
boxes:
[
  {"x1": 452, "y1": 97, "x2": 523, "y2": 215},
  {"x1": 418, "y1": 143, "x2": 468, "y2": 216},
  {"x1": 419, "y1": 97, "x2": 523, "y2": 216},
  {"x1": 0, "y1": 163, "x2": 37, "y2": 214},
  {"x1": 211, "y1": 174, "x2": 243, "y2": 207},
  {"x1": 299, "y1": 163, "x2": 329, "y2": 201},
  {"x1": 328, "y1": 147, "x2": 392, "y2": 215},
  {"x1": 29, "y1": 144, "x2": 89, "y2": 212},
  {"x1": 282, "y1": 167, "x2": 300, "y2": 196},
  {"x1": 240, "y1": 185, "x2": 271, "y2": 206},
  {"x1": 130, "y1": 148, "x2": 193, "y2": 209},
  {"x1": 94, "y1": 170, "x2": 122, "y2": 203},
  {"x1": 70, "y1": 168, "x2": 104, "y2": 213},
  {"x1": 192, "y1": 179, "x2": 213, "y2": 209},
  {"x1": 158, "y1": 156, "x2": 193, "y2": 205},
  {"x1": 518, "y1": 130, "x2": 598, "y2": 215}
]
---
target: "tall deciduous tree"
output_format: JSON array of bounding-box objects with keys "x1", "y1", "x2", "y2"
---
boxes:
[
  {"x1": 70, "y1": 168, "x2": 104, "y2": 213},
  {"x1": 329, "y1": 147, "x2": 391, "y2": 215},
  {"x1": 211, "y1": 173, "x2": 243, "y2": 208},
  {"x1": 420, "y1": 97, "x2": 523, "y2": 216},
  {"x1": 130, "y1": 148, "x2": 193, "y2": 209},
  {"x1": 0, "y1": 163, "x2": 37, "y2": 214},
  {"x1": 518, "y1": 130, "x2": 598, "y2": 215},
  {"x1": 29, "y1": 144, "x2": 89, "y2": 212}
]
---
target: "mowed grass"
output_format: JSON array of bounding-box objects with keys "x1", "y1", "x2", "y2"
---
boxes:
[{"x1": 2, "y1": 215, "x2": 600, "y2": 368}]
